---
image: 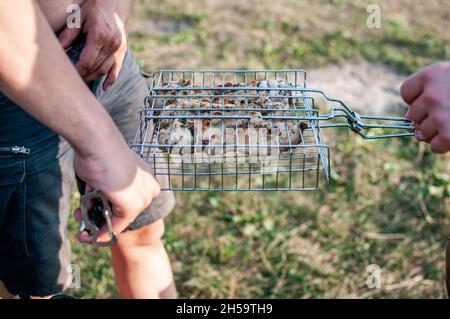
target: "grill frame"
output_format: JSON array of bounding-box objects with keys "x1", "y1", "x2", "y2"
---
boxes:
[{"x1": 130, "y1": 69, "x2": 411, "y2": 191}]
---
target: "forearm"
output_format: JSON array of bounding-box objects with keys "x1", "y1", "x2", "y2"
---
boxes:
[{"x1": 0, "y1": 0, "x2": 125, "y2": 156}]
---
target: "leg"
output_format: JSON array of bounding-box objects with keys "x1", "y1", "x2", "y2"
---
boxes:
[{"x1": 111, "y1": 219, "x2": 177, "y2": 299}]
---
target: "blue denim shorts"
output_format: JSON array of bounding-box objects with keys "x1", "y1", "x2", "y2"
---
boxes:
[{"x1": 0, "y1": 39, "x2": 174, "y2": 296}]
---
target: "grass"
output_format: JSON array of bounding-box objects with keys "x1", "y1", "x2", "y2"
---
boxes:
[{"x1": 68, "y1": 0, "x2": 450, "y2": 298}]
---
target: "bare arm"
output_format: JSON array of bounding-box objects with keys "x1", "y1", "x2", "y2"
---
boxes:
[
  {"x1": 0, "y1": 0, "x2": 160, "y2": 243},
  {"x1": 0, "y1": 0, "x2": 118, "y2": 157}
]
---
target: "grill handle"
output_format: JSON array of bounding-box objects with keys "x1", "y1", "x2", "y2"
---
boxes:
[
  {"x1": 318, "y1": 108, "x2": 415, "y2": 139},
  {"x1": 300, "y1": 88, "x2": 414, "y2": 139}
]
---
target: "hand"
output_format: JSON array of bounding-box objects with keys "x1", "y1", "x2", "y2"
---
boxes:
[
  {"x1": 59, "y1": 0, "x2": 130, "y2": 91},
  {"x1": 401, "y1": 61, "x2": 450, "y2": 154},
  {"x1": 73, "y1": 142, "x2": 161, "y2": 244}
]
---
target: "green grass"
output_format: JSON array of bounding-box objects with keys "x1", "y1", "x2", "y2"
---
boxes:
[{"x1": 68, "y1": 0, "x2": 450, "y2": 298}]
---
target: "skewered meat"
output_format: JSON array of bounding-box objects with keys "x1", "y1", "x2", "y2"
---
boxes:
[
  {"x1": 203, "y1": 127, "x2": 223, "y2": 146},
  {"x1": 155, "y1": 79, "x2": 308, "y2": 156},
  {"x1": 249, "y1": 111, "x2": 270, "y2": 128},
  {"x1": 158, "y1": 120, "x2": 193, "y2": 148}
]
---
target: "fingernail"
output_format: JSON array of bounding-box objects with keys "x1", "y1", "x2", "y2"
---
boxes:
[
  {"x1": 416, "y1": 129, "x2": 425, "y2": 140},
  {"x1": 79, "y1": 233, "x2": 92, "y2": 244}
]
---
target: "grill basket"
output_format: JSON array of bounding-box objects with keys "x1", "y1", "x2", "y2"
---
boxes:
[{"x1": 130, "y1": 70, "x2": 413, "y2": 191}]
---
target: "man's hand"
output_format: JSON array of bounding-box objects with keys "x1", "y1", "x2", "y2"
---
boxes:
[
  {"x1": 59, "y1": 0, "x2": 132, "y2": 91},
  {"x1": 401, "y1": 61, "x2": 450, "y2": 154},
  {"x1": 74, "y1": 145, "x2": 161, "y2": 244}
]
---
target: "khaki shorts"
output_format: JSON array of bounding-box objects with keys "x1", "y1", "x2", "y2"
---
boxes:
[{"x1": 0, "y1": 46, "x2": 174, "y2": 296}]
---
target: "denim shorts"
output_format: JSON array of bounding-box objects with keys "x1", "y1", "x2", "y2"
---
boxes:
[{"x1": 0, "y1": 40, "x2": 174, "y2": 296}]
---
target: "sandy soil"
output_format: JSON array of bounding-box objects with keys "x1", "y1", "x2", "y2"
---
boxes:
[{"x1": 308, "y1": 60, "x2": 408, "y2": 115}]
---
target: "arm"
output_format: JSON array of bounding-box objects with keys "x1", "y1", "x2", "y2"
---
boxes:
[
  {"x1": 401, "y1": 62, "x2": 450, "y2": 154},
  {"x1": 0, "y1": 0, "x2": 115, "y2": 155},
  {"x1": 0, "y1": 0, "x2": 159, "y2": 242},
  {"x1": 58, "y1": 0, "x2": 133, "y2": 91}
]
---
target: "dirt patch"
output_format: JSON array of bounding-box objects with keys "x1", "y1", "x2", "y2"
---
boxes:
[{"x1": 308, "y1": 60, "x2": 408, "y2": 115}]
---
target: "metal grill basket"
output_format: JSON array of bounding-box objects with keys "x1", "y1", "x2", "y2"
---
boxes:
[{"x1": 130, "y1": 70, "x2": 413, "y2": 191}]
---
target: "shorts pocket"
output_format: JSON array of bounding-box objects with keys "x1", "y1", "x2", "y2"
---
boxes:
[
  {"x1": 0, "y1": 154, "x2": 25, "y2": 186},
  {"x1": 0, "y1": 154, "x2": 27, "y2": 257}
]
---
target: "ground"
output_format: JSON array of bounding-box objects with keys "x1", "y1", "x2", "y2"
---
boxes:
[{"x1": 69, "y1": 0, "x2": 450, "y2": 298}]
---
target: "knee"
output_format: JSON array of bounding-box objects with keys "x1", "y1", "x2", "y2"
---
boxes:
[
  {"x1": 139, "y1": 220, "x2": 166, "y2": 246},
  {"x1": 115, "y1": 219, "x2": 166, "y2": 248}
]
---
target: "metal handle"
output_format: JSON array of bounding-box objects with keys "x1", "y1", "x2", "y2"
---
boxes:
[
  {"x1": 80, "y1": 190, "x2": 117, "y2": 247},
  {"x1": 147, "y1": 83, "x2": 415, "y2": 139},
  {"x1": 147, "y1": 105, "x2": 414, "y2": 140},
  {"x1": 317, "y1": 107, "x2": 414, "y2": 139},
  {"x1": 296, "y1": 88, "x2": 414, "y2": 139}
]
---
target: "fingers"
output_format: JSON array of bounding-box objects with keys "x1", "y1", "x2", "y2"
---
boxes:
[
  {"x1": 405, "y1": 95, "x2": 429, "y2": 124},
  {"x1": 74, "y1": 207, "x2": 94, "y2": 244},
  {"x1": 88, "y1": 49, "x2": 110, "y2": 74},
  {"x1": 407, "y1": 121, "x2": 416, "y2": 133},
  {"x1": 75, "y1": 38, "x2": 125, "y2": 86},
  {"x1": 402, "y1": 70, "x2": 427, "y2": 127},
  {"x1": 69, "y1": 10, "x2": 126, "y2": 84},
  {"x1": 75, "y1": 30, "x2": 103, "y2": 77},
  {"x1": 415, "y1": 117, "x2": 438, "y2": 142},
  {"x1": 86, "y1": 48, "x2": 126, "y2": 91},
  {"x1": 431, "y1": 133, "x2": 450, "y2": 154},
  {"x1": 134, "y1": 155, "x2": 162, "y2": 198},
  {"x1": 75, "y1": 199, "x2": 115, "y2": 244},
  {"x1": 92, "y1": 35, "x2": 122, "y2": 71},
  {"x1": 96, "y1": 191, "x2": 152, "y2": 244},
  {"x1": 74, "y1": 207, "x2": 83, "y2": 223},
  {"x1": 75, "y1": 202, "x2": 113, "y2": 245},
  {"x1": 101, "y1": 167, "x2": 157, "y2": 240},
  {"x1": 73, "y1": 152, "x2": 161, "y2": 245},
  {"x1": 96, "y1": 214, "x2": 128, "y2": 243},
  {"x1": 83, "y1": 54, "x2": 115, "y2": 83},
  {"x1": 79, "y1": 231, "x2": 94, "y2": 244},
  {"x1": 76, "y1": 185, "x2": 101, "y2": 244},
  {"x1": 59, "y1": 27, "x2": 82, "y2": 49},
  {"x1": 102, "y1": 43, "x2": 127, "y2": 91},
  {"x1": 401, "y1": 71, "x2": 425, "y2": 104},
  {"x1": 103, "y1": 62, "x2": 120, "y2": 92}
]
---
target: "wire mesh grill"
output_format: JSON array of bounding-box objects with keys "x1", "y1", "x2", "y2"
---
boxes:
[{"x1": 130, "y1": 69, "x2": 411, "y2": 191}]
